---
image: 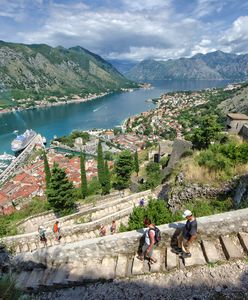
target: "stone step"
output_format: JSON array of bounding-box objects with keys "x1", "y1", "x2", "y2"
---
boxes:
[
  {"x1": 184, "y1": 244, "x2": 206, "y2": 267},
  {"x1": 53, "y1": 265, "x2": 70, "y2": 285},
  {"x1": 15, "y1": 271, "x2": 31, "y2": 288},
  {"x1": 67, "y1": 264, "x2": 86, "y2": 283},
  {"x1": 201, "y1": 240, "x2": 222, "y2": 263},
  {"x1": 21, "y1": 243, "x2": 29, "y2": 252},
  {"x1": 115, "y1": 254, "x2": 128, "y2": 278},
  {"x1": 166, "y1": 248, "x2": 178, "y2": 270},
  {"x1": 24, "y1": 269, "x2": 44, "y2": 289},
  {"x1": 101, "y1": 257, "x2": 116, "y2": 279},
  {"x1": 150, "y1": 249, "x2": 162, "y2": 273},
  {"x1": 39, "y1": 268, "x2": 57, "y2": 287},
  {"x1": 132, "y1": 256, "x2": 144, "y2": 275},
  {"x1": 84, "y1": 259, "x2": 103, "y2": 281},
  {"x1": 30, "y1": 242, "x2": 37, "y2": 252},
  {"x1": 220, "y1": 235, "x2": 244, "y2": 260},
  {"x1": 238, "y1": 232, "x2": 248, "y2": 253},
  {"x1": 64, "y1": 236, "x2": 72, "y2": 244}
]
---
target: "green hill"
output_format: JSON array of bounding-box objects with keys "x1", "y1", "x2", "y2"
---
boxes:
[{"x1": 0, "y1": 41, "x2": 137, "y2": 108}]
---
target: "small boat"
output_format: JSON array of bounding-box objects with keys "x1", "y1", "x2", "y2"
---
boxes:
[
  {"x1": 0, "y1": 152, "x2": 15, "y2": 161},
  {"x1": 42, "y1": 136, "x2": 47, "y2": 145},
  {"x1": 13, "y1": 130, "x2": 19, "y2": 134},
  {"x1": 0, "y1": 162, "x2": 8, "y2": 169}
]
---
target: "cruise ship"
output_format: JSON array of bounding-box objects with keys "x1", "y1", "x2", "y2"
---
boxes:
[{"x1": 11, "y1": 129, "x2": 37, "y2": 152}]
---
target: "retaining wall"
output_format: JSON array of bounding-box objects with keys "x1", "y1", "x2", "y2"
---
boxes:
[{"x1": 11, "y1": 208, "x2": 248, "y2": 268}]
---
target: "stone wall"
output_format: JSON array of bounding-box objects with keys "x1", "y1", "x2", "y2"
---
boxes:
[
  {"x1": 12, "y1": 208, "x2": 248, "y2": 269},
  {"x1": 2, "y1": 190, "x2": 152, "y2": 247}
]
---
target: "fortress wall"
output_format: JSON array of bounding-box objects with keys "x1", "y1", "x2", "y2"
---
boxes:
[{"x1": 12, "y1": 208, "x2": 248, "y2": 268}]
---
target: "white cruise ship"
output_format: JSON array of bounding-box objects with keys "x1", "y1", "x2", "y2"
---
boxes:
[{"x1": 11, "y1": 129, "x2": 37, "y2": 152}]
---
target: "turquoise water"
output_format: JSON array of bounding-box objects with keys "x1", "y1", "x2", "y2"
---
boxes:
[{"x1": 0, "y1": 80, "x2": 231, "y2": 154}]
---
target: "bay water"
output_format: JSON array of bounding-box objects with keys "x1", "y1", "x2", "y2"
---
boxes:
[{"x1": 0, "y1": 80, "x2": 231, "y2": 154}]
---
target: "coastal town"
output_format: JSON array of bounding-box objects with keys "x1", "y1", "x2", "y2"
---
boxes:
[
  {"x1": 0, "y1": 83, "x2": 243, "y2": 215},
  {"x1": 125, "y1": 83, "x2": 242, "y2": 139}
]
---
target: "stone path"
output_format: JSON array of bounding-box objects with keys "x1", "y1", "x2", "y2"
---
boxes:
[
  {"x1": 4, "y1": 191, "x2": 152, "y2": 254},
  {"x1": 13, "y1": 232, "x2": 248, "y2": 292},
  {"x1": 34, "y1": 259, "x2": 248, "y2": 300}
]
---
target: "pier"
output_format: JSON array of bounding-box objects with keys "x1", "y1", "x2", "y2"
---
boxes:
[{"x1": 0, "y1": 134, "x2": 45, "y2": 185}]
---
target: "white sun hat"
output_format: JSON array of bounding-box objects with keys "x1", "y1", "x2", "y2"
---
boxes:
[{"x1": 182, "y1": 210, "x2": 192, "y2": 218}]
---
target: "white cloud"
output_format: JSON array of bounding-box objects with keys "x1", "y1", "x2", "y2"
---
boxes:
[
  {"x1": 220, "y1": 16, "x2": 248, "y2": 53},
  {"x1": 194, "y1": 0, "x2": 224, "y2": 18},
  {"x1": 1, "y1": 0, "x2": 248, "y2": 61}
]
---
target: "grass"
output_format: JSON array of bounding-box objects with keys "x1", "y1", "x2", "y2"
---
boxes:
[
  {"x1": 0, "y1": 198, "x2": 49, "y2": 238},
  {"x1": 180, "y1": 152, "x2": 248, "y2": 186},
  {"x1": 0, "y1": 275, "x2": 24, "y2": 300}
]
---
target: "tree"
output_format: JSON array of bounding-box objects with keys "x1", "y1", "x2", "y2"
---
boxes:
[
  {"x1": 97, "y1": 140, "x2": 105, "y2": 186},
  {"x1": 114, "y1": 150, "x2": 134, "y2": 190},
  {"x1": 190, "y1": 115, "x2": 222, "y2": 149},
  {"x1": 102, "y1": 160, "x2": 111, "y2": 195},
  {"x1": 46, "y1": 163, "x2": 76, "y2": 215},
  {"x1": 80, "y1": 152, "x2": 87, "y2": 199},
  {"x1": 134, "y1": 150, "x2": 139, "y2": 176},
  {"x1": 43, "y1": 151, "x2": 51, "y2": 190},
  {"x1": 145, "y1": 161, "x2": 162, "y2": 189}
]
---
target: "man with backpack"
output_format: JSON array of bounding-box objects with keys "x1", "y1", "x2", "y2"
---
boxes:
[{"x1": 138, "y1": 217, "x2": 160, "y2": 264}]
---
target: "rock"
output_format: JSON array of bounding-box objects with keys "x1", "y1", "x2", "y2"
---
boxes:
[
  {"x1": 186, "y1": 272, "x2": 192, "y2": 278},
  {"x1": 215, "y1": 286, "x2": 222, "y2": 293}
]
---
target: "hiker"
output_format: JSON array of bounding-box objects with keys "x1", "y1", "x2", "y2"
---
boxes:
[
  {"x1": 110, "y1": 220, "x2": 116, "y2": 234},
  {"x1": 53, "y1": 221, "x2": 61, "y2": 241},
  {"x1": 139, "y1": 198, "x2": 145, "y2": 207},
  {"x1": 38, "y1": 225, "x2": 47, "y2": 245},
  {"x1": 99, "y1": 224, "x2": 106, "y2": 236},
  {"x1": 176, "y1": 209, "x2": 197, "y2": 258},
  {"x1": 138, "y1": 217, "x2": 157, "y2": 264}
]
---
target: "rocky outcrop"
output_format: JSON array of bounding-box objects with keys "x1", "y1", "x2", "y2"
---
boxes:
[{"x1": 162, "y1": 139, "x2": 192, "y2": 179}]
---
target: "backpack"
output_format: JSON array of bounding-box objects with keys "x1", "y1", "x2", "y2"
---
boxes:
[{"x1": 149, "y1": 226, "x2": 161, "y2": 245}]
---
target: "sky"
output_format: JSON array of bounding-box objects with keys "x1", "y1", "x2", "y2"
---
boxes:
[{"x1": 0, "y1": 0, "x2": 248, "y2": 61}]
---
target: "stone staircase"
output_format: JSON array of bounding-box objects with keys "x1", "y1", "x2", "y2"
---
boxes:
[
  {"x1": 13, "y1": 232, "x2": 248, "y2": 291},
  {"x1": 18, "y1": 191, "x2": 130, "y2": 234},
  {"x1": 3, "y1": 191, "x2": 152, "y2": 254}
]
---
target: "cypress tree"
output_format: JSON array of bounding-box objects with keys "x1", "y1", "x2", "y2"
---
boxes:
[
  {"x1": 43, "y1": 151, "x2": 51, "y2": 189},
  {"x1": 134, "y1": 150, "x2": 139, "y2": 176},
  {"x1": 97, "y1": 140, "x2": 105, "y2": 186},
  {"x1": 80, "y1": 152, "x2": 87, "y2": 199},
  {"x1": 114, "y1": 150, "x2": 134, "y2": 190},
  {"x1": 102, "y1": 160, "x2": 111, "y2": 195},
  {"x1": 46, "y1": 163, "x2": 76, "y2": 215}
]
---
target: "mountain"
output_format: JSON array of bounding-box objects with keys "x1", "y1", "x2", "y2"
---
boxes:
[
  {"x1": 0, "y1": 41, "x2": 137, "y2": 104},
  {"x1": 218, "y1": 83, "x2": 248, "y2": 115},
  {"x1": 126, "y1": 51, "x2": 248, "y2": 81},
  {"x1": 107, "y1": 59, "x2": 137, "y2": 74}
]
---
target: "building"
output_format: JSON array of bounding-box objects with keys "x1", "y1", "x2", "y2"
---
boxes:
[{"x1": 226, "y1": 113, "x2": 248, "y2": 134}]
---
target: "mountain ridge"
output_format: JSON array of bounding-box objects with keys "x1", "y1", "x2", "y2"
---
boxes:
[
  {"x1": 0, "y1": 41, "x2": 136, "y2": 107},
  {"x1": 126, "y1": 51, "x2": 248, "y2": 81}
]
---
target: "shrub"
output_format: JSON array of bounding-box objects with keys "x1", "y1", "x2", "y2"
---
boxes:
[
  {"x1": 126, "y1": 199, "x2": 183, "y2": 231},
  {"x1": 0, "y1": 275, "x2": 23, "y2": 300},
  {"x1": 145, "y1": 162, "x2": 162, "y2": 189}
]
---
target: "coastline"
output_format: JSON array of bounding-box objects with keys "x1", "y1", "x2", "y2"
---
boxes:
[
  {"x1": 0, "y1": 83, "x2": 152, "y2": 116},
  {"x1": 0, "y1": 91, "x2": 112, "y2": 116}
]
